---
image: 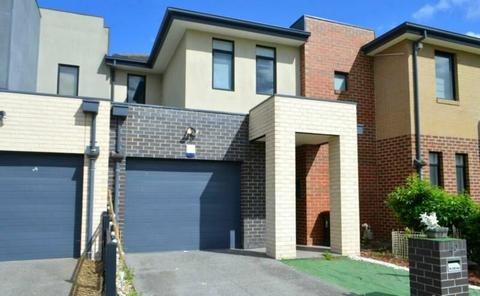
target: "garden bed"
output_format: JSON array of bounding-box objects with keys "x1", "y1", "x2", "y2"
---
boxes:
[
  {"x1": 361, "y1": 247, "x2": 480, "y2": 287},
  {"x1": 73, "y1": 259, "x2": 103, "y2": 296}
]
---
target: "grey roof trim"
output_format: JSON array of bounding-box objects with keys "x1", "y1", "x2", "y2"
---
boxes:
[
  {"x1": 107, "y1": 7, "x2": 310, "y2": 68},
  {"x1": 104, "y1": 56, "x2": 150, "y2": 68},
  {"x1": 362, "y1": 22, "x2": 480, "y2": 54}
]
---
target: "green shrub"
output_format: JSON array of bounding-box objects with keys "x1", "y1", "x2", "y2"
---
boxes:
[
  {"x1": 463, "y1": 211, "x2": 480, "y2": 263},
  {"x1": 386, "y1": 175, "x2": 480, "y2": 262},
  {"x1": 386, "y1": 175, "x2": 478, "y2": 230}
]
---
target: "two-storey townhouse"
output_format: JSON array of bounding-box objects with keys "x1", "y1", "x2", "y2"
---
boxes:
[
  {"x1": 3, "y1": 0, "x2": 479, "y2": 263},
  {"x1": 0, "y1": 3, "x2": 360, "y2": 261},
  {"x1": 364, "y1": 23, "x2": 480, "y2": 238}
]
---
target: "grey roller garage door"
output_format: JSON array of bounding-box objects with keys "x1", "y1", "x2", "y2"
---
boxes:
[
  {"x1": 124, "y1": 159, "x2": 241, "y2": 253},
  {"x1": 0, "y1": 152, "x2": 83, "y2": 261}
]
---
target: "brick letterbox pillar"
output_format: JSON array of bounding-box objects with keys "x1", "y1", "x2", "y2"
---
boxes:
[{"x1": 408, "y1": 238, "x2": 469, "y2": 296}]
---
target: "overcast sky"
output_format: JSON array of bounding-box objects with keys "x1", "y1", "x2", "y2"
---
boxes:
[{"x1": 38, "y1": 0, "x2": 480, "y2": 55}]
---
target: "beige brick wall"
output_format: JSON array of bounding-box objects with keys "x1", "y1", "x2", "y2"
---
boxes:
[
  {"x1": 250, "y1": 95, "x2": 360, "y2": 259},
  {"x1": 0, "y1": 91, "x2": 110, "y2": 257}
]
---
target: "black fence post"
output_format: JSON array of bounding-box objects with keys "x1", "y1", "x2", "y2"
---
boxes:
[{"x1": 102, "y1": 211, "x2": 117, "y2": 296}]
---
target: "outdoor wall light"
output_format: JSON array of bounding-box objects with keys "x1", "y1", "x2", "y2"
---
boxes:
[
  {"x1": 0, "y1": 111, "x2": 6, "y2": 126},
  {"x1": 182, "y1": 127, "x2": 197, "y2": 142}
]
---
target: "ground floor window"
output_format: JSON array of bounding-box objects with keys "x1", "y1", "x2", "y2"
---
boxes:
[
  {"x1": 455, "y1": 153, "x2": 468, "y2": 194},
  {"x1": 428, "y1": 152, "x2": 442, "y2": 187}
]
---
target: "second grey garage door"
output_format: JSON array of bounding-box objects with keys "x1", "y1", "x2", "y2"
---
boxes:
[
  {"x1": 0, "y1": 152, "x2": 83, "y2": 261},
  {"x1": 124, "y1": 159, "x2": 241, "y2": 253}
]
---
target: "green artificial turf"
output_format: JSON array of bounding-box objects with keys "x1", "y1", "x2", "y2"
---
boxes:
[{"x1": 283, "y1": 257, "x2": 480, "y2": 296}]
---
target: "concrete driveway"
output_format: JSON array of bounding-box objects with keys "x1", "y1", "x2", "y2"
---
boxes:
[
  {"x1": 0, "y1": 258, "x2": 77, "y2": 296},
  {"x1": 126, "y1": 250, "x2": 355, "y2": 296}
]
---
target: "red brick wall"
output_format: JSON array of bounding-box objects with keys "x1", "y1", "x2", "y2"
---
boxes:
[
  {"x1": 299, "y1": 17, "x2": 378, "y2": 237},
  {"x1": 421, "y1": 135, "x2": 480, "y2": 201},
  {"x1": 375, "y1": 134, "x2": 480, "y2": 240},
  {"x1": 296, "y1": 144, "x2": 330, "y2": 245},
  {"x1": 375, "y1": 135, "x2": 414, "y2": 238}
]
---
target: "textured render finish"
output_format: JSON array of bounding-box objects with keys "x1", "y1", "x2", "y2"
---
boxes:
[
  {"x1": 36, "y1": 9, "x2": 110, "y2": 99},
  {"x1": 0, "y1": 0, "x2": 12, "y2": 89},
  {"x1": 162, "y1": 35, "x2": 186, "y2": 108},
  {"x1": 110, "y1": 104, "x2": 266, "y2": 249},
  {"x1": 374, "y1": 41, "x2": 413, "y2": 140},
  {"x1": 0, "y1": 0, "x2": 40, "y2": 91},
  {"x1": 250, "y1": 96, "x2": 360, "y2": 259},
  {"x1": 417, "y1": 43, "x2": 480, "y2": 139},
  {"x1": 113, "y1": 69, "x2": 163, "y2": 105},
  {"x1": 184, "y1": 30, "x2": 301, "y2": 113},
  {"x1": 0, "y1": 92, "x2": 111, "y2": 257},
  {"x1": 3, "y1": 0, "x2": 40, "y2": 92}
]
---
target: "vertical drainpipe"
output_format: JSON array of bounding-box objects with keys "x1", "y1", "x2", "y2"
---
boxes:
[
  {"x1": 111, "y1": 105, "x2": 129, "y2": 215},
  {"x1": 82, "y1": 100, "x2": 100, "y2": 253},
  {"x1": 412, "y1": 31, "x2": 427, "y2": 178},
  {"x1": 110, "y1": 67, "x2": 116, "y2": 101}
]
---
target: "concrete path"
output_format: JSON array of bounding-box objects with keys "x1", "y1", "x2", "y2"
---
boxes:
[
  {"x1": 0, "y1": 258, "x2": 77, "y2": 296},
  {"x1": 126, "y1": 250, "x2": 355, "y2": 296}
]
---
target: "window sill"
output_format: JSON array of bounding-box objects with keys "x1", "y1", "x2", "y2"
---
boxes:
[
  {"x1": 334, "y1": 90, "x2": 347, "y2": 95},
  {"x1": 213, "y1": 87, "x2": 235, "y2": 92},
  {"x1": 436, "y1": 98, "x2": 459, "y2": 106}
]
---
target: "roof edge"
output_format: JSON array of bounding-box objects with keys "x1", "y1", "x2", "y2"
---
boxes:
[
  {"x1": 146, "y1": 7, "x2": 311, "y2": 66},
  {"x1": 362, "y1": 22, "x2": 480, "y2": 54}
]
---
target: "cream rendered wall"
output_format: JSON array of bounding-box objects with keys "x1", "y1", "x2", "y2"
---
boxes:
[
  {"x1": 374, "y1": 40, "x2": 413, "y2": 140},
  {"x1": 417, "y1": 43, "x2": 480, "y2": 139},
  {"x1": 185, "y1": 30, "x2": 300, "y2": 113},
  {"x1": 162, "y1": 35, "x2": 186, "y2": 108},
  {"x1": 0, "y1": 92, "x2": 110, "y2": 258},
  {"x1": 113, "y1": 70, "x2": 163, "y2": 105},
  {"x1": 36, "y1": 9, "x2": 110, "y2": 99}
]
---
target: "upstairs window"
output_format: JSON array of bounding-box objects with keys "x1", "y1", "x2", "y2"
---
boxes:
[
  {"x1": 435, "y1": 51, "x2": 456, "y2": 100},
  {"x1": 127, "y1": 74, "x2": 146, "y2": 104},
  {"x1": 334, "y1": 72, "x2": 348, "y2": 92},
  {"x1": 57, "y1": 64, "x2": 79, "y2": 96},
  {"x1": 212, "y1": 39, "x2": 234, "y2": 91},
  {"x1": 256, "y1": 46, "x2": 276, "y2": 95},
  {"x1": 455, "y1": 154, "x2": 468, "y2": 194},
  {"x1": 429, "y1": 152, "x2": 443, "y2": 187}
]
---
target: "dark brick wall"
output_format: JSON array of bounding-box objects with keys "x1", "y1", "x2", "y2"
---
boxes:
[
  {"x1": 409, "y1": 238, "x2": 469, "y2": 296},
  {"x1": 109, "y1": 104, "x2": 265, "y2": 249}
]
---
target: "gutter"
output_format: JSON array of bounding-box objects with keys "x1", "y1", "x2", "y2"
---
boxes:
[
  {"x1": 412, "y1": 30, "x2": 427, "y2": 177},
  {"x1": 82, "y1": 100, "x2": 100, "y2": 253},
  {"x1": 111, "y1": 105, "x2": 129, "y2": 215}
]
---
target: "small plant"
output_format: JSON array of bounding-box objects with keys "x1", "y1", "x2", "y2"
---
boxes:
[
  {"x1": 362, "y1": 223, "x2": 373, "y2": 241},
  {"x1": 123, "y1": 264, "x2": 135, "y2": 283},
  {"x1": 118, "y1": 261, "x2": 140, "y2": 296},
  {"x1": 323, "y1": 251, "x2": 334, "y2": 261},
  {"x1": 419, "y1": 212, "x2": 440, "y2": 230}
]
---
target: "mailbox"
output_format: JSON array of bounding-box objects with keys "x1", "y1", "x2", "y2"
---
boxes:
[{"x1": 447, "y1": 258, "x2": 462, "y2": 273}]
